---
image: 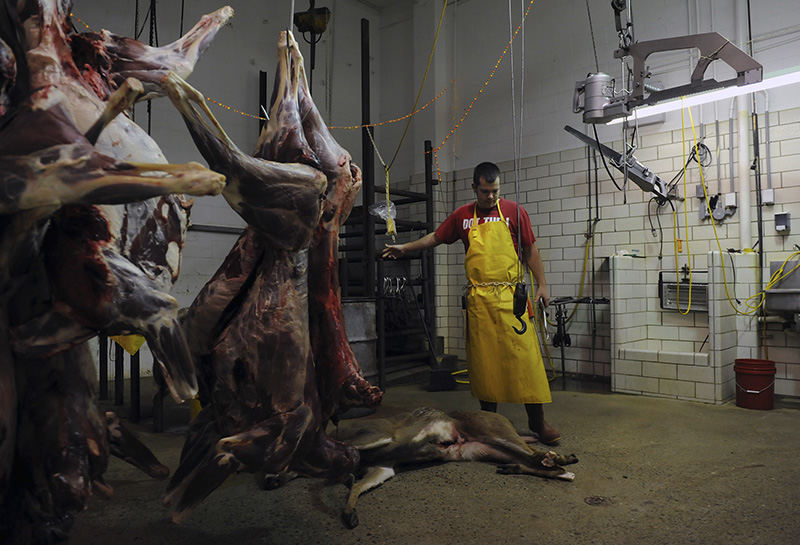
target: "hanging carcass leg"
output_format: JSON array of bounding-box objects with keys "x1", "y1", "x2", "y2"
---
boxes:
[
  {"x1": 105, "y1": 412, "x2": 169, "y2": 480},
  {"x1": 70, "y1": 6, "x2": 235, "y2": 101},
  {"x1": 164, "y1": 403, "x2": 315, "y2": 523},
  {"x1": 0, "y1": 84, "x2": 226, "y2": 216},
  {"x1": 3, "y1": 344, "x2": 109, "y2": 544},
  {"x1": 161, "y1": 71, "x2": 325, "y2": 247},
  {"x1": 289, "y1": 31, "x2": 383, "y2": 419},
  {"x1": 0, "y1": 313, "x2": 16, "y2": 507}
]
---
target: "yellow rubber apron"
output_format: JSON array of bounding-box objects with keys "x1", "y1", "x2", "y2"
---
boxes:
[{"x1": 464, "y1": 202, "x2": 550, "y2": 403}]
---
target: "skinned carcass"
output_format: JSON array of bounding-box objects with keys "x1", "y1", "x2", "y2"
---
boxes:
[
  {"x1": 161, "y1": 29, "x2": 380, "y2": 522},
  {"x1": 7, "y1": 1, "x2": 234, "y2": 399},
  {"x1": 294, "y1": 40, "x2": 383, "y2": 422},
  {"x1": 333, "y1": 407, "x2": 579, "y2": 529},
  {"x1": 0, "y1": 2, "x2": 233, "y2": 542}
]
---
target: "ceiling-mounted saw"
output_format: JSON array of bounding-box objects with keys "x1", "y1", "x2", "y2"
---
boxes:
[{"x1": 564, "y1": 124, "x2": 667, "y2": 202}]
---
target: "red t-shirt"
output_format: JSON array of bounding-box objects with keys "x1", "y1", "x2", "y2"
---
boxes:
[{"x1": 434, "y1": 199, "x2": 535, "y2": 257}]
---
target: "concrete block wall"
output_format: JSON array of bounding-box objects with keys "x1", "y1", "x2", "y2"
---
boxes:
[
  {"x1": 409, "y1": 106, "x2": 800, "y2": 397},
  {"x1": 709, "y1": 251, "x2": 757, "y2": 402},
  {"x1": 609, "y1": 251, "x2": 765, "y2": 404},
  {"x1": 610, "y1": 254, "x2": 714, "y2": 402}
]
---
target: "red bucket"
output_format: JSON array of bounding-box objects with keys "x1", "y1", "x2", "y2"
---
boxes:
[{"x1": 734, "y1": 358, "x2": 776, "y2": 410}]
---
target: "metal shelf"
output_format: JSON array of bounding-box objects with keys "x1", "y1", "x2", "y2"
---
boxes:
[{"x1": 340, "y1": 140, "x2": 438, "y2": 389}]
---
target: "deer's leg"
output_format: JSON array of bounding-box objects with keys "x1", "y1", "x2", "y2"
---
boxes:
[
  {"x1": 1, "y1": 151, "x2": 225, "y2": 214},
  {"x1": 165, "y1": 405, "x2": 314, "y2": 523},
  {"x1": 497, "y1": 462, "x2": 576, "y2": 482},
  {"x1": 74, "y1": 7, "x2": 235, "y2": 99},
  {"x1": 105, "y1": 411, "x2": 169, "y2": 480},
  {"x1": 342, "y1": 465, "x2": 395, "y2": 529},
  {"x1": 162, "y1": 72, "x2": 327, "y2": 248},
  {"x1": 84, "y1": 77, "x2": 144, "y2": 144}
]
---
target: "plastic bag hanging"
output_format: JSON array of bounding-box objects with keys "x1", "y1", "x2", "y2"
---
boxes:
[
  {"x1": 382, "y1": 166, "x2": 397, "y2": 239},
  {"x1": 368, "y1": 197, "x2": 397, "y2": 239}
]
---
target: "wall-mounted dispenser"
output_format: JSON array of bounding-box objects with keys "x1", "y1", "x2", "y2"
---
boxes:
[{"x1": 775, "y1": 212, "x2": 790, "y2": 234}]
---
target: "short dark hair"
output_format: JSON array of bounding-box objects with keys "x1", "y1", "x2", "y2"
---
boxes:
[{"x1": 473, "y1": 162, "x2": 500, "y2": 185}]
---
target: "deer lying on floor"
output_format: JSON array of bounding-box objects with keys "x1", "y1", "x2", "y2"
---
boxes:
[{"x1": 331, "y1": 407, "x2": 578, "y2": 528}]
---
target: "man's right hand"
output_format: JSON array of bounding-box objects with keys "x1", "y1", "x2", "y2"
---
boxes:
[{"x1": 382, "y1": 244, "x2": 405, "y2": 259}]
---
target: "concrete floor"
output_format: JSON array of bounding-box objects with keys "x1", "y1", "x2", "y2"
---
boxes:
[{"x1": 70, "y1": 380, "x2": 800, "y2": 545}]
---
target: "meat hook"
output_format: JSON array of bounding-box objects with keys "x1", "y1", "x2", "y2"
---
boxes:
[
  {"x1": 512, "y1": 282, "x2": 528, "y2": 335},
  {"x1": 512, "y1": 315, "x2": 527, "y2": 335}
]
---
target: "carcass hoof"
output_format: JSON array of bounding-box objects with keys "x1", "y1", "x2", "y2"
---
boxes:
[
  {"x1": 564, "y1": 454, "x2": 579, "y2": 465},
  {"x1": 342, "y1": 509, "x2": 359, "y2": 529},
  {"x1": 259, "y1": 471, "x2": 296, "y2": 490},
  {"x1": 147, "y1": 463, "x2": 171, "y2": 480},
  {"x1": 261, "y1": 474, "x2": 283, "y2": 490}
]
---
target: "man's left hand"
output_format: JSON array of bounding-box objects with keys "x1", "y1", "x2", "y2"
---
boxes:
[{"x1": 535, "y1": 286, "x2": 550, "y2": 307}]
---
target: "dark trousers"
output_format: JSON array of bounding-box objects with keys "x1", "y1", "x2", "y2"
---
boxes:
[{"x1": 479, "y1": 400, "x2": 545, "y2": 434}]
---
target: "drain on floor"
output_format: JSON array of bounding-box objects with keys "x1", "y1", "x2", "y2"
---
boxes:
[{"x1": 584, "y1": 495, "x2": 613, "y2": 506}]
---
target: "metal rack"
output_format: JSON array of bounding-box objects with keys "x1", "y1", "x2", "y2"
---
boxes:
[{"x1": 340, "y1": 140, "x2": 438, "y2": 388}]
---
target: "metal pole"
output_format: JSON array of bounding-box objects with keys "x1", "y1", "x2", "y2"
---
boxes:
[
  {"x1": 114, "y1": 342, "x2": 124, "y2": 406},
  {"x1": 361, "y1": 18, "x2": 375, "y2": 298},
  {"x1": 98, "y1": 335, "x2": 108, "y2": 400},
  {"x1": 376, "y1": 258, "x2": 386, "y2": 389},
  {"x1": 130, "y1": 351, "x2": 140, "y2": 422},
  {"x1": 152, "y1": 357, "x2": 165, "y2": 433},
  {"x1": 423, "y1": 140, "x2": 437, "y2": 354}
]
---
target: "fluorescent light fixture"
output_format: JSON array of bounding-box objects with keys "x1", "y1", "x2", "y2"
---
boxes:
[{"x1": 607, "y1": 70, "x2": 800, "y2": 124}]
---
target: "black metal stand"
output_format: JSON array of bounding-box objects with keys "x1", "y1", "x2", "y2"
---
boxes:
[
  {"x1": 549, "y1": 296, "x2": 610, "y2": 390},
  {"x1": 98, "y1": 335, "x2": 108, "y2": 400}
]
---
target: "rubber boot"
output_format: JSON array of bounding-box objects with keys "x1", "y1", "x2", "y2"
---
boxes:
[{"x1": 525, "y1": 403, "x2": 560, "y2": 445}]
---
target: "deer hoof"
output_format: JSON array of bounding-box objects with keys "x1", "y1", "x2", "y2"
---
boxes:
[
  {"x1": 261, "y1": 474, "x2": 283, "y2": 490},
  {"x1": 342, "y1": 509, "x2": 360, "y2": 529},
  {"x1": 564, "y1": 454, "x2": 579, "y2": 465}
]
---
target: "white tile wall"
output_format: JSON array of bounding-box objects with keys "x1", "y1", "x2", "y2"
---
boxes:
[{"x1": 418, "y1": 106, "x2": 800, "y2": 401}]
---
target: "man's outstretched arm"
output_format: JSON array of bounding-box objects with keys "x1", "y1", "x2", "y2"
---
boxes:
[{"x1": 382, "y1": 232, "x2": 441, "y2": 259}]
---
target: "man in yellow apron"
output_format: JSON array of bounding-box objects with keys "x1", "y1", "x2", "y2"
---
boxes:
[{"x1": 382, "y1": 162, "x2": 559, "y2": 444}]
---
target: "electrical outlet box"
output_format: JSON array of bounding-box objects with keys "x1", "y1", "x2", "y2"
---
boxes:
[
  {"x1": 695, "y1": 184, "x2": 706, "y2": 199},
  {"x1": 775, "y1": 212, "x2": 790, "y2": 234},
  {"x1": 762, "y1": 188, "x2": 775, "y2": 205},
  {"x1": 698, "y1": 203, "x2": 710, "y2": 221},
  {"x1": 723, "y1": 192, "x2": 737, "y2": 208}
]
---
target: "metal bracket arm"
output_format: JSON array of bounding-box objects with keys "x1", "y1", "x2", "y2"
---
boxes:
[
  {"x1": 564, "y1": 125, "x2": 667, "y2": 202},
  {"x1": 615, "y1": 32, "x2": 762, "y2": 107}
]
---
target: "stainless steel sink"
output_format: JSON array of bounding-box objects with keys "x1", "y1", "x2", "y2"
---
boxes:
[{"x1": 765, "y1": 260, "x2": 800, "y2": 317}]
